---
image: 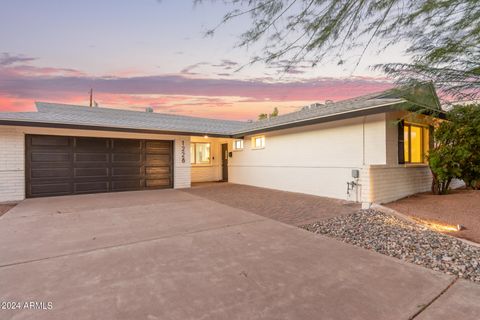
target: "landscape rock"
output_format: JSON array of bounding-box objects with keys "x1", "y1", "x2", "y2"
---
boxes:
[{"x1": 301, "y1": 210, "x2": 480, "y2": 283}]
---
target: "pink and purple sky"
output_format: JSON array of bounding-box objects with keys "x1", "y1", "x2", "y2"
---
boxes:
[{"x1": 0, "y1": 0, "x2": 411, "y2": 120}]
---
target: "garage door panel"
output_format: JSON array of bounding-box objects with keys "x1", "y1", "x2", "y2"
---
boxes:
[
  {"x1": 31, "y1": 168, "x2": 70, "y2": 179},
  {"x1": 74, "y1": 181, "x2": 109, "y2": 194},
  {"x1": 146, "y1": 174, "x2": 171, "y2": 180},
  {"x1": 30, "y1": 182, "x2": 72, "y2": 197},
  {"x1": 146, "y1": 179, "x2": 171, "y2": 188},
  {"x1": 146, "y1": 167, "x2": 170, "y2": 175},
  {"x1": 74, "y1": 153, "x2": 109, "y2": 163},
  {"x1": 74, "y1": 167, "x2": 109, "y2": 178},
  {"x1": 74, "y1": 137, "x2": 109, "y2": 151},
  {"x1": 112, "y1": 153, "x2": 142, "y2": 163},
  {"x1": 26, "y1": 135, "x2": 173, "y2": 198},
  {"x1": 111, "y1": 179, "x2": 144, "y2": 191},
  {"x1": 146, "y1": 141, "x2": 171, "y2": 154},
  {"x1": 112, "y1": 139, "x2": 143, "y2": 151},
  {"x1": 28, "y1": 162, "x2": 72, "y2": 169},
  {"x1": 112, "y1": 167, "x2": 143, "y2": 177},
  {"x1": 146, "y1": 154, "x2": 170, "y2": 165},
  {"x1": 30, "y1": 135, "x2": 70, "y2": 147},
  {"x1": 145, "y1": 167, "x2": 171, "y2": 180},
  {"x1": 31, "y1": 152, "x2": 70, "y2": 163}
]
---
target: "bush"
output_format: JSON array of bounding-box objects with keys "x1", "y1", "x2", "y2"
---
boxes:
[{"x1": 429, "y1": 104, "x2": 480, "y2": 194}]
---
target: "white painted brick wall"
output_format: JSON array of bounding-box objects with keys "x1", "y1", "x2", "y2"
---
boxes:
[
  {"x1": 362, "y1": 165, "x2": 466, "y2": 204},
  {"x1": 191, "y1": 165, "x2": 221, "y2": 182},
  {"x1": 366, "y1": 165, "x2": 433, "y2": 204},
  {"x1": 0, "y1": 127, "x2": 25, "y2": 202}
]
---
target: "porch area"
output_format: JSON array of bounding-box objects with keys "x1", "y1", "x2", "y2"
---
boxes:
[{"x1": 190, "y1": 136, "x2": 233, "y2": 184}]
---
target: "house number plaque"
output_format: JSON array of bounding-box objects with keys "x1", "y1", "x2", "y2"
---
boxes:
[{"x1": 181, "y1": 140, "x2": 186, "y2": 163}]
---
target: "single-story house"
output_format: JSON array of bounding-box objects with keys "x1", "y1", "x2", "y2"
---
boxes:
[{"x1": 0, "y1": 84, "x2": 461, "y2": 206}]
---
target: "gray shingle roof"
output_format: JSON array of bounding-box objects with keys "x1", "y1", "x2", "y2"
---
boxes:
[
  {"x1": 1, "y1": 86, "x2": 433, "y2": 136},
  {"x1": 233, "y1": 97, "x2": 404, "y2": 135},
  {"x1": 0, "y1": 102, "x2": 247, "y2": 136}
]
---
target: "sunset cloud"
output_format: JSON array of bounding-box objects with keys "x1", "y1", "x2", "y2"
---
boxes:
[
  {"x1": 0, "y1": 57, "x2": 393, "y2": 119},
  {"x1": 0, "y1": 53, "x2": 36, "y2": 66}
]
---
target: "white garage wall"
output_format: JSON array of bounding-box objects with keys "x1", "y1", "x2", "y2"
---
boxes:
[
  {"x1": 0, "y1": 125, "x2": 192, "y2": 202},
  {"x1": 228, "y1": 114, "x2": 387, "y2": 201},
  {"x1": 0, "y1": 127, "x2": 25, "y2": 202}
]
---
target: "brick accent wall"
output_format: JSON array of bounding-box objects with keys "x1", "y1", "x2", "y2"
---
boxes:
[
  {"x1": 0, "y1": 127, "x2": 25, "y2": 202},
  {"x1": 363, "y1": 165, "x2": 432, "y2": 204},
  {"x1": 362, "y1": 165, "x2": 464, "y2": 204}
]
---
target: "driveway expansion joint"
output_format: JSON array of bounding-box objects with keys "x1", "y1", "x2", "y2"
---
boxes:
[
  {"x1": 0, "y1": 218, "x2": 267, "y2": 269},
  {"x1": 408, "y1": 277, "x2": 459, "y2": 320}
]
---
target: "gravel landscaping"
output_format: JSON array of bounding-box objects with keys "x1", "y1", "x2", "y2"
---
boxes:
[{"x1": 302, "y1": 210, "x2": 480, "y2": 283}]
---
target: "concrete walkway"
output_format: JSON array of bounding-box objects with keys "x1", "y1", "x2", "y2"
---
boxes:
[{"x1": 0, "y1": 189, "x2": 479, "y2": 319}]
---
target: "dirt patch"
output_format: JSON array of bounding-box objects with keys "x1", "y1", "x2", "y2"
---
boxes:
[
  {"x1": 386, "y1": 189, "x2": 480, "y2": 244},
  {"x1": 184, "y1": 182, "x2": 361, "y2": 226},
  {"x1": 0, "y1": 203, "x2": 16, "y2": 217}
]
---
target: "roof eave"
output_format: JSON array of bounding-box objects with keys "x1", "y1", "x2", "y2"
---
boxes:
[
  {"x1": 0, "y1": 120, "x2": 234, "y2": 138},
  {"x1": 232, "y1": 101, "x2": 440, "y2": 138}
]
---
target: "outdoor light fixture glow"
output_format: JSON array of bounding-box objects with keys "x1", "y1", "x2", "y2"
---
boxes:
[
  {"x1": 414, "y1": 218, "x2": 461, "y2": 232},
  {"x1": 203, "y1": 135, "x2": 209, "y2": 138}
]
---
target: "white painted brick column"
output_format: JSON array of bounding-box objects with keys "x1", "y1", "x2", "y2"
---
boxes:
[
  {"x1": 359, "y1": 166, "x2": 372, "y2": 208},
  {"x1": 0, "y1": 127, "x2": 25, "y2": 202},
  {"x1": 173, "y1": 137, "x2": 191, "y2": 189}
]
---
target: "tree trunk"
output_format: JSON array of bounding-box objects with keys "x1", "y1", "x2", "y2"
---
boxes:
[{"x1": 431, "y1": 172, "x2": 441, "y2": 195}]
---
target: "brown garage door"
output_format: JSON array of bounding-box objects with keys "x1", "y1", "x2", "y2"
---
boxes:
[{"x1": 25, "y1": 135, "x2": 173, "y2": 198}]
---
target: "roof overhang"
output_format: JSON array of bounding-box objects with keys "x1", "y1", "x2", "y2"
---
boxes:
[
  {"x1": 232, "y1": 101, "x2": 446, "y2": 138},
  {"x1": 0, "y1": 120, "x2": 234, "y2": 138}
]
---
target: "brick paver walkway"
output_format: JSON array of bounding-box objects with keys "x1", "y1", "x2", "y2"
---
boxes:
[{"x1": 184, "y1": 182, "x2": 361, "y2": 226}]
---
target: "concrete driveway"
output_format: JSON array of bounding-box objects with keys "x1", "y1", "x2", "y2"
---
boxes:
[{"x1": 0, "y1": 189, "x2": 479, "y2": 320}]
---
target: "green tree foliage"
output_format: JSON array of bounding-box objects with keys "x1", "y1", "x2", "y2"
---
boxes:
[
  {"x1": 447, "y1": 104, "x2": 480, "y2": 189},
  {"x1": 200, "y1": 0, "x2": 479, "y2": 100},
  {"x1": 258, "y1": 113, "x2": 269, "y2": 120},
  {"x1": 429, "y1": 104, "x2": 480, "y2": 194},
  {"x1": 429, "y1": 125, "x2": 461, "y2": 195},
  {"x1": 270, "y1": 107, "x2": 279, "y2": 117},
  {"x1": 258, "y1": 107, "x2": 279, "y2": 120}
]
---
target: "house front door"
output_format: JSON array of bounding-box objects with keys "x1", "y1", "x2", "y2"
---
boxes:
[{"x1": 221, "y1": 143, "x2": 228, "y2": 182}]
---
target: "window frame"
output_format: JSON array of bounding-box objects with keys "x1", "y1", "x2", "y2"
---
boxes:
[
  {"x1": 404, "y1": 123, "x2": 429, "y2": 164},
  {"x1": 233, "y1": 139, "x2": 244, "y2": 151},
  {"x1": 190, "y1": 142, "x2": 212, "y2": 165},
  {"x1": 251, "y1": 135, "x2": 265, "y2": 149}
]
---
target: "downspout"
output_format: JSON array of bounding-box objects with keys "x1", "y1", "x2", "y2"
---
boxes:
[
  {"x1": 360, "y1": 116, "x2": 367, "y2": 203},
  {"x1": 348, "y1": 116, "x2": 367, "y2": 202},
  {"x1": 362, "y1": 116, "x2": 366, "y2": 165}
]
